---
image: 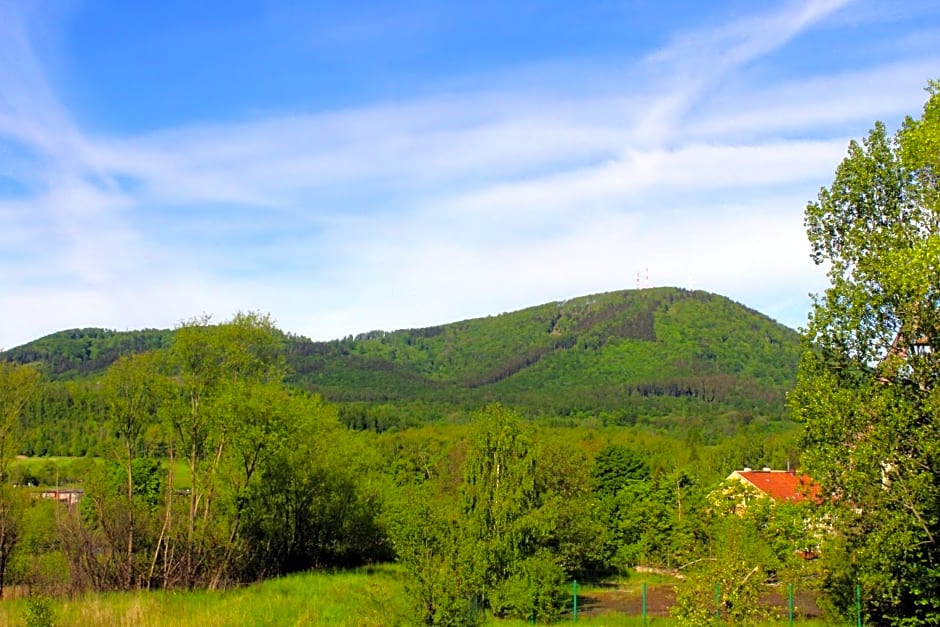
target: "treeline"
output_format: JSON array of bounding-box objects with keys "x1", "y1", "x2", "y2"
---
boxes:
[
  {"x1": 16, "y1": 382, "x2": 787, "y2": 457},
  {"x1": 3, "y1": 288, "x2": 803, "y2": 431},
  {"x1": 2, "y1": 328, "x2": 172, "y2": 380}
]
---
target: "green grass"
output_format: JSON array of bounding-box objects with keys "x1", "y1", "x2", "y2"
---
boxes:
[
  {"x1": 11, "y1": 456, "x2": 95, "y2": 488},
  {"x1": 165, "y1": 458, "x2": 192, "y2": 490},
  {"x1": 13, "y1": 455, "x2": 79, "y2": 465},
  {"x1": 1, "y1": 565, "x2": 411, "y2": 626},
  {"x1": 11, "y1": 456, "x2": 193, "y2": 490},
  {"x1": 0, "y1": 566, "x2": 835, "y2": 626}
]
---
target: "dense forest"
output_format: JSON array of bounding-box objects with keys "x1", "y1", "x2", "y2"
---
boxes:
[{"x1": 2, "y1": 287, "x2": 802, "y2": 456}]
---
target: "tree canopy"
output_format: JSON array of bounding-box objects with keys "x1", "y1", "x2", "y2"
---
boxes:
[{"x1": 791, "y1": 81, "x2": 940, "y2": 625}]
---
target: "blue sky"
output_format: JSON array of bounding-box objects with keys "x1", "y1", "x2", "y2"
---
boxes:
[{"x1": 1, "y1": 0, "x2": 938, "y2": 348}]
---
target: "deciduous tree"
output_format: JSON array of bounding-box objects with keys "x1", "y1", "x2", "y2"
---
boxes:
[
  {"x1": 790, "y1": 81, "x2": 940, "y2": 624},
  {"x1": 163, "y1": 311, "x2": 286, "y2": 588},
  {"x1": 100, "y1": 351, "x2": 163, "y2": 588}
]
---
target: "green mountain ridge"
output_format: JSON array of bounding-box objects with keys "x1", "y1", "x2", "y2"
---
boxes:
[
  {"x1": 2, "y1": 287, "x2": 802, "y2": 435},
  {"x1": 2, "y1": 327, "x2": 174, "y2": 379}
]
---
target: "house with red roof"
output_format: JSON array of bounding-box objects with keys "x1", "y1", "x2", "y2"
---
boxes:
[
  {"x1": 718, "y1": 467, "x2": 825, "y2": 559},
  {"x1": 726, "y1": 468, "x2": 821, "y2": 504}
]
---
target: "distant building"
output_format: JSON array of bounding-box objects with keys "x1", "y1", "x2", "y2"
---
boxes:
[
  {"x1": 40, "y1": 489, "x2": 83, "y2": 508},
  {"x1": 718, "y1": 468, "x2": 824, "y2": 559}
]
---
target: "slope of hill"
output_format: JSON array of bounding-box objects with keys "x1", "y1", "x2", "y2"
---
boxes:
[
  {"x1": 285, "y1": 287, "x2": 801, "y2": 426},
  {"x1": 2, "y1": 287, "x2": 802, "y2": 435},
  {"x1": 2, "y1": 327, "x2": 173, "y2": 380}
]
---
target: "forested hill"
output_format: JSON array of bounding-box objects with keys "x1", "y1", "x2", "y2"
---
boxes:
[
  {"x1": 288, "y1": 287, "x2": 801, "y2": 427},
  {"x1": 1, "y1": 327, "x2": 173, "y2": 379},
  {"x1": 3, "y1": 288, "x2": 802, "y2": 432}
]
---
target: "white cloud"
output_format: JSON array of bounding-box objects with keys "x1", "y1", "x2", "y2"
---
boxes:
[
  {"x1": 688, "y1": 58, "x2": 940, "y2": 140},
  {"x1": 0, "y1": 0, "x2": 935, "y2": 349}
]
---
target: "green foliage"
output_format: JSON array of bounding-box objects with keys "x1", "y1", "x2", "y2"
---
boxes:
[
  {"x1": 157, "y1": 312, "x2": 290, "y2": 588},
  {"x1": 592, "y1": 444, "x2": 650, "y2": 497},
  {"x1": 672, "y1": 530, "x2": 769, "y2": 626},
  {"x1": 385, "y1": 484, "x2": 482, "y2": 626},
  {"x1": 0, "y1": 361, "x2": 41, "y2": 596},
  {"x1": 46, "y1": 312, "x2": 389, "y2": 593},
  {"x1": 238, "y1": 395, "x2": 390, "y2": 576},
  {"x1": 9, "y1": 456, "x2": 97, "y2": 488},
  {"x1": 531, "y1": 436, "x2": 607, "y2": 578},
  {"x1": 23, "y1": 594, "x2": 55, "y2": 627},
  {"x1": 596, "y1": 468, "x2": 708, "y2": 573},
  {"x1": 0, "y1": 361, "x2": 41, "y2": 480},
  {"x1": 488, "y1": 551, "x2": 566, "y2": 623},
  {"x1": 461, "y1": 405, "x2": 594, "y2": 619},
  {"x1": 460, "y1": 405, "x2": 539, "y2": 579},
  {"x1": 672, "y1": 495, "x2": 821, "y2": 627},
  {"x1": 791, "y1": 81, "x2": 940, "y2": 625},
  {"x1": 296, "y1": 288, "x2": 799, "y2": 425},
  {"x1": 9, "y1": 498, "x2": 67, "y2": 593},
  {"x1": 387, "y1": 405, "x2": 615, "y2": 623}
]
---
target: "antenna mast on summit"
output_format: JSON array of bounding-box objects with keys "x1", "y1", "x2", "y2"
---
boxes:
[{"x1": 644, "y1": 268, "x2": 650, "y2": 289}]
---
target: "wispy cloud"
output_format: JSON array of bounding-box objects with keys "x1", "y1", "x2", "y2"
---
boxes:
[{"x1": 0, "y1": 0, "x2": 936, "y2": 349}]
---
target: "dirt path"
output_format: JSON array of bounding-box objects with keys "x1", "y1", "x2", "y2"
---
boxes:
[
  {"x1": 574, "y1": 584, "x2": 822, "y2": 619},
  {"x1": 576, "y1": 585, "x2": 677, "y2": 618}
]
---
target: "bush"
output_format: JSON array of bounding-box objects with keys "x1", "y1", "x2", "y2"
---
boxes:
[
  {"x1": 24, "y1": 594, "x2": 55, "y2": 627},
  {"x1": 671, "y1": 517, "x2": 774, "y2": 626},
  {"x1": 489, "y1": 553, "x2": 566, "y2": 623}
]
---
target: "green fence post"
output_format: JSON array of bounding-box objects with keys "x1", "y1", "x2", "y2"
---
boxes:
[
  {"x1": 715, "y1": 582, "x2": 721, "y2": 619},
  {"x1": 529, "y1": 571, "x2": 534, "y2": 625},
  {"x1": 856, "y1": 584, "x2": 862, "y2": 627},
  {"x1": 572, "y1": 580, "x2": 578, "y2": 622},
  {"x1": 788, "y1": 583, "x2": 794, "y2": 627},
  {"x1": 642, "y1": 581, "x2": 647, "y2": 626}
]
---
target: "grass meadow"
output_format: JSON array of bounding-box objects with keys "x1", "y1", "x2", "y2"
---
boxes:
[
  {"x1": 0, "y1": 565, "x2": 834, "y2": 626},
  {"x1": 3, "y1": 566, "x2": 409, "y2": 626},
  {"x1": 11, "y1": 456, "x2": 192, "y2": 490}
]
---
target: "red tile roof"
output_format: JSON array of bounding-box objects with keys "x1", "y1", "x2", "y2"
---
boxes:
[{"x1": 734, "y1": 470, "x2": 821, "y2": 503}]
